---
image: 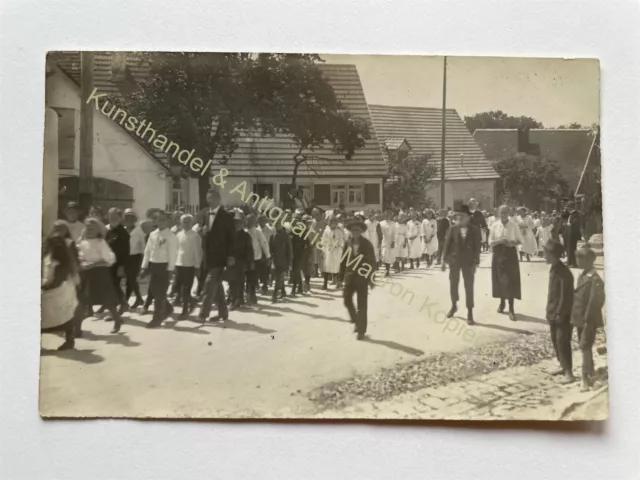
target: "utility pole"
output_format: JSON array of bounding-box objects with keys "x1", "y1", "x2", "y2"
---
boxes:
[
  {"x1": 440, "y1": 56, "x2": 447, "y2": 209},
  {"x1": 79, "y1": 51, "x2": 95, "y2": 214}
]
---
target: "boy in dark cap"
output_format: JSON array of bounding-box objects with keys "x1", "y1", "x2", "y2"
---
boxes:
[
  {"x1": 227, "y1": 210, "x2": 254, "y2": 310},
  {"x1": 571, "y1": 247, "x2": 605, "y2": 391},
  {"x1": 269, "y1": 219, "x2": 293, "y2": 303},
  {"x1": 442, "y1": 205, "x2": 480, "y2": 325},
  {"x1": 340, "y1": 218, "x2": 376, "y2": 340},
  {"x1": 544, "y1": 239, "x2": 575, "y2": 384}
]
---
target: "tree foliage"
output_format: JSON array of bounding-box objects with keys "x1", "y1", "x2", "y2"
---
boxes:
[
  {"x1": 121, "y1": 52, "x2": 369, "y2": 206},
  {"x1": 494, "y1": 153, "x2": 569, "y2": 209},
  {"x1": 464, "y1": 110, "x2": 543, "y2": 134},
  {"x1": 383, "y1": 150, "x2": 437, "y2": 210}
]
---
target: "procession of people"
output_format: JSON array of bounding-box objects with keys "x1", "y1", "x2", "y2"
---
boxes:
[{"x1": 42, "y1": 193, "x2": 603, "y2": 390}]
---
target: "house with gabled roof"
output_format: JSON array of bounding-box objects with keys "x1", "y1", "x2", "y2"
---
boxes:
[
  {"x1": 214, "y1": 64, "x2": 387, "y2": 210},
  {"x1": 369, "y1": 105, "x2": 500, "y2": 210},
  {"x1": 45, "y1": 51, "x2": 176, "y2": 219}
]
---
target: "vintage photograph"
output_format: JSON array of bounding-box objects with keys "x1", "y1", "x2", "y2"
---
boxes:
[{"x1": 40, "y1": 52, "x2": 605, "y2": 420}]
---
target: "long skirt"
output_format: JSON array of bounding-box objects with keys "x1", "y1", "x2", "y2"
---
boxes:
[
  {"x1": 381, "y1": 241, "x2": 395, "y2": 264},
  {"x1": 519, "y1": 228, "x2": 537, "y2": 256},
  {"x1": 491, "y1": 244, "x2": 521, "y2": 299},
  {"x1": 422, "y1": 236, "x2": 438, "y2": 256},
  {"x1": 80, "y1": 266, "x2": 120, "y2": 307},
  {"x1": 41, "y1": 279, "x2": 78, "y2": 330},
  {"x1": 408, "y1": 237, "x2": 422, "y2": 259}
]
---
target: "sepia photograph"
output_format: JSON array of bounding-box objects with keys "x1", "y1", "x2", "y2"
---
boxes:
[{"x1": 39, "y1": 51, "x2": 606, "y2": 421}]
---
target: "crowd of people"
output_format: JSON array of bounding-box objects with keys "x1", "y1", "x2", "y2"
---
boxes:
[{"x1": 41, "y1": 191, "x2": 604, "y2": 391}]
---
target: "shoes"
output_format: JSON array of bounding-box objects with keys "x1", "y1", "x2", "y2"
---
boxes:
[
  {"x1": 508, "y1": 312, "x2": 517, "y2": 321},
  {"x1": 446, "y1": 305, "x2": 457, "y2": 318},
  {"x1": 146, "y1": 320, "x2": 162, "y2": 329},
  {"x1": 211, "y1": 315, "x2": 228, "y2": 322},
  {"x1": 497, "y1": 303, "x2": 505, "y2": 314},
  {"x1": 110, "y1": 321, "x2": 122, "y2": 334},
  {"x1": 178, "y1": 312, "x2": 189, "y2": 321},
  {"x1": 467, "y1": 310, "x2": 475, "y2": 325},
  {"x1": 57, "y1": 340, "x2": 75, "y2": 351},
  {"x1": 131, "y1": 299, "x2": 144, "y2": 309},
  {"x1": 550, "y1": 368, "x2": 565, "y2": 376},
  {"x1": 356, "y1": 333, "x2": 365, "y2": 340},
  {"x1": 559, "y1": 373, "x2": 576, "y2": 384}
]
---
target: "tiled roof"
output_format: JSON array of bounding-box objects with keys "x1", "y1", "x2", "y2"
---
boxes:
[
  {"x1": 50, "y1": 54, "x2": 385, "y2": 179},
  {"x1": 211, "y1": 64, "x2": 386, "y2": 178},
  {"x1": 369, "y1": 105, "x2": 499, "y2": 181},
  {"x1": 383, "y1": 137, "x2": 411, "y2": 150},
  {"x1": 529, "y1": 129, "x2": 597, "y2": 192},
  {"x1": 473, "y1": 129, "x2": 519, "y2": 161}
]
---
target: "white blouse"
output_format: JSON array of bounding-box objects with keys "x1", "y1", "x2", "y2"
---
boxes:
[
  {"x1": 77, "y1": 238, "x2": 116, "y2": 268},
  {"x1": 489, "y1": 219, "x2": 524, "y2": 245}
]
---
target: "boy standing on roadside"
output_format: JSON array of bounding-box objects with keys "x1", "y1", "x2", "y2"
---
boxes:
[
  {"x1": 571, "y1": 247, "x2": 605, "y2": 391},
  {"x1": 543, "y1": 240, "x2": 575, "y2": 384}
]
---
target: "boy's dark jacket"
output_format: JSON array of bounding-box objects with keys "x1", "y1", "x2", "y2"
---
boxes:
[
  {"x1": 270, "y1": 229, "x2": 293, "y2": 269},
  {"x1": 233, "y1": 228, "x2": 254, "y2": 268},
  {"x1": 546, "y1": 261, "x2": 574, "y2": 322},
  {"x1": 571, "y1": 269, "x2": 605, "y2": 328},
  {"x1": 339, "y1": 236, "x2": 376, "y2": 282},
  {"x1": 105, "y1": 223, "x2": 130, "y2": 267}
]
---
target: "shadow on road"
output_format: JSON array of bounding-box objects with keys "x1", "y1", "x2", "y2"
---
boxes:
[
  {"x1": 364, "y1": 337, "x2": 425, "y2": 356},
  {"x1": 516, "y1": 314, "x2": 549, "y2": 325},
  {"x1": 41, "y1": 348, "x2": 105, "y2": 364},
  {"x1": 258, "y1": 304, "x2": 349, "y2": 323},
  {"x1": 207, "y1": 320, "x2": 276, "y2": 335},
  {"x1": 81, "y1": 331, "x2": 142, "y2": 347},
  {"x1": 472, "y1": 321, "x2": 535, "y2": 335}
]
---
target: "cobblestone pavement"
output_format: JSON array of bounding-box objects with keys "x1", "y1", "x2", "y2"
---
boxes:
[{"x1": 313, "y1": 352, "x2": 609, "y2": 421}]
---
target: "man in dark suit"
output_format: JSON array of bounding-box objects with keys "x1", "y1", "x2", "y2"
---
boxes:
[
  {"x1": 561, "y1": 201, "x2": 582, "y2": 268},
  {"x1": 468, "y1": 198, "x2": 487, "y2": 265},
  {"x1": 340, "y1": 217, "x2": 376, "y2": 340},
  {"x1": 197, "y1": 189, "x2": 236, "y2": 322},
  {"x1": 442, "y1": 205, "x2": 480, "y2": 325}
]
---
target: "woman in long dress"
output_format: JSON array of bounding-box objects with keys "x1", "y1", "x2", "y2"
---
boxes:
[
  {"x1": 421, "y1": 209, "x2": 438, "y2": 267},
  {"x1": 395, "y1": 213, "x2": 409, "y2": 271},
  {"x1": 379, "y1": 210, "x2": 397, "y2": 277},
  {"x1": 41, "y1": 234, "x2": 80, "y2": 350},
  {"x1": 407, "y1": 211, "x2": 422, "y2": 268},
  {"x1": 321, "y1": 216, "x2": 345, "y2": 289},
  {"x1": 490, "y1": 205, "x2": 524, "y2": 321},
  {"x1": 516, "y1": 207, "x2": 537, "y2": 261}
]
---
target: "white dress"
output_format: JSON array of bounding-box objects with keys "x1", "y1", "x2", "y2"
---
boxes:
[
  {"x1": 421, "y1": 218, "x2": 438, "y2": 255},
  {"x1": 395, "y1": 223, "x2": 409, "y2": 258},
  {"x1": 537, "y1": 225, "x2": 552, "y2": 252},
  {"x1": 321, "y1": 226, "x2": 345, "y2": 274},
  {"x1": 364, "y1": 219, "x2": 381, "y2": 262},
  {"x1": 379, "y1": 220, "x2": 397, "y2": 264},
  {"x1": 41, "y1": 255, "x2": 78, "y2": 330},
  {"x1": 517, "y1": 215, "x2": 537, "y2": 255},
  {"x1": 407, "y1": 220, "x2": 422, "y2": 259}
]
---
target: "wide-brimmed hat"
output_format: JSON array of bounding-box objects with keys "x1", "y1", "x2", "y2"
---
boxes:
[
  {"x1": 346, "y1": 218, "x2": 367, "y2": 232},
  {"x1": 457, "y1": 204, "x2": 472, "y2": 216}
]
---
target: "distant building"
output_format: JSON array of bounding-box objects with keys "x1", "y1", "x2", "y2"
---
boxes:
[{"x1": 369, "y1": 105, "x2": 499, "y2": 211}]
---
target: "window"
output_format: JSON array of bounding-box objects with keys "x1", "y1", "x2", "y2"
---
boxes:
[
  {"x1": 348, "y1": 185, "x2": 363, "y2": 205},
  {"x1": 332, "y1": 185, "x2": 346, "y2": 206},
  {"x1": 331, "y1": 184, "x2": 364, "y2": 206},
  {"x1": 171, "y1": 176, "x2": 184, "y2": 206},
  {"x1": 57, "y1": 108, "x2": 76, "y2": 170}
]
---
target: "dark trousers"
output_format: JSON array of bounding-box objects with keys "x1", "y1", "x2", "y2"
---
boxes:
[
  {"x1": 567, "y1": 240, "x2": 579, "y2": 267},
  {"x1": 175, "y1": 266, "x2": 195, "y2": 313},
  {"x1": 125, "y1": 254, "x2": 143, "y2": 303},
  {"x1": 257, "y1": 258, "x2": 270, "y2": 289},
  {"x1": 436, "y1": 237, "x2": 446, "y2": 262},
  {"x1": 200, "y1": 267, "x2": 228, "y2": 319},
  {"x1": 149, "y1": 262, "x2": 171, "y2": 323},
  {"x1": 343, "y1": 276, "x2": 368, "y2": 335},
  {"x1": 550, "y1": 320, "x2": 574, "y2": 373},
  {"x1": 109, "y1": 264, "x2": 126, "y2": 306},
  {"x1": 245, "y1": 269, "x2": 257, "y2": 302},
  {"x1": 577, "y1": 325, "x2": 597, "y2": 377},
  {"x1": 228, "y1": 265, "x2": 246, "y2": 306},
  {"x1": 449, "y1": 263, "x2": 475, "y2": 309},
  {"x1": 272, "y1": 266, "x2": 287, "y2": 298}
]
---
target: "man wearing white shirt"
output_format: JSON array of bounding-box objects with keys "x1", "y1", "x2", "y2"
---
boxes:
[
  {"x1": 174, "y1": 214, "x2": 202, "y2": 319},
  {"x1": 123, "y1": 208, "x2": 146, "y2": 308},
  {"x1": 256, "y1": 215, "x2": 274, "y2": 294},
  {"x1": 246, "y1": 214, "x2": 270, "y2": 303},
  {"x1": 141, "y1": 211, "x2": 178, "y2": 328}
]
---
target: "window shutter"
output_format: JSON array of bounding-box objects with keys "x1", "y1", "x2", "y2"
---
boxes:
[
  {"x1": 314, "y1": 184, "x2": 330, "y2": 205},
  {"x1": 364, "y1": 184, "x2": 380, "y2": 204},
  {"x1": 279, "y1": 184, "x2": 293, "y2": 208}
]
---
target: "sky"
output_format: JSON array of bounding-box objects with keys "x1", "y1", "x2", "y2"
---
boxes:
[{"x1": 321, "y1": 54, "x2": 599, "y2": 128}]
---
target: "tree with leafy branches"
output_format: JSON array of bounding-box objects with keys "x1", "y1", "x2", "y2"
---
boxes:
[
  {"x1": 122, "y1": 52, "x2": 370, "y2": 207},
  {"x1": 494, "y1": 152, "x2": 569, "y2": 209},
  {"x1": 383, "y1": 149, "x2": 437, "y2": 210},
  {"x1": 464, "y1": 110, "x2": 543, "y2": 134}
]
